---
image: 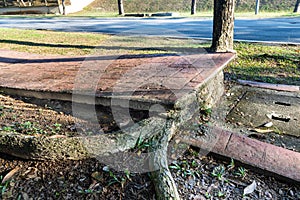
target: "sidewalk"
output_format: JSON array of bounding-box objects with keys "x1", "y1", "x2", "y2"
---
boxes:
[{"x1": 0, "y1": 49, "x2": 235, "y2": 108}]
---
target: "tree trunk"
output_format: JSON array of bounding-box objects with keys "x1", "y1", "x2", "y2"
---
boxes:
[
  {"x1": 191, "y1": 0, "x2": 196, "y2": 15},
  {"x1": 255, "y1": 0, "x2": 260, "y2": 15},
  {"x1": 62, "y1": 0, "x2": 66, "y2": 15},
  {"x1": 118, "y1": 0, "x2": 124, "y2": 15},
  {"x1": 294, "y1": 0, "x2": 300, "y2": 12},
  {"x1": 211, "y1": 0, "x2": 235, "y2": 53}
]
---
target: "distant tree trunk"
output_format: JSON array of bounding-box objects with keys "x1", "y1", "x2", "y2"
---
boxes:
[
  {"x1": 191, "y1": 0, "x2": 196, "y2": 15},
  {"x1": 118, "y1": 0, "x2": 124, "y2": 15},
  {"x1": 294, "y1": 0, "x2": 300, "y2": 12},
  {"x1": 255, "y1": 0, "x2": 260, "y2": 15},
  {"x1": 62, "y1": 0, "x2": 66, "y2": 15},
  {"x1": 211, "y1": 0, "x2": 235, "y2": 52},
  {"x1": 19, "y1": 0, "x2": 26, "y2": 6}
]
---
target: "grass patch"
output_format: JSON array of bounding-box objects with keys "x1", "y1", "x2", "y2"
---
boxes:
[
  {"x1": 0, "y1": 28, "x2": 108, "y2": 56},
  {"x1": 226, "y1": 42, "x2": 300, "y2": 85},
  {"x1": 233, "y1": 11, "x2": 300, "y2": 18},
  {"x1": 0, "y1": 28, "x2": 204, "y2": 56},
  {"x1": 178, "y1": 11, "x2": 300, "y2": 18},
  {"x1": 0, "y1": 28, "x2": 299, "y2": 85}
]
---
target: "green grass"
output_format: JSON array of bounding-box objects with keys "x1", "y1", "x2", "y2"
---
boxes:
[
  {"x1": 178, "y1": 11, "x2": 300, "y2": 18},
  {"x1": 226, "y1": 42, "x2": 300, "y2": 85},
  {"x1": 0, "y1": 28, "x2": 108, "y2": 55},
  {"x1": 0, "y1": 28, "x2": 203, "y2": 55},
  {"x1": 234, "y1": 11, "x2": 300, "y2": 18},
  {"x1": 0, "y1": 28, "x2": 299, "y2": 85}
]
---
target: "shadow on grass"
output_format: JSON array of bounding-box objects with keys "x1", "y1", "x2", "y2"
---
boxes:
[
  {"x1": 0, "y1": 53, "x2": 179, "y2": 64},
  {"x1": 0, "y1": 39, "x2": 96, "y2": 49},
  {"x1": 253, "y1": 53, "x2": 300, "y2": 64},
  {"x1": 0, "y1": 39, "x2": 209, "y2": 52},
  {"x1": 225, "y1": 72, "x2": 300, "y2": 86}
]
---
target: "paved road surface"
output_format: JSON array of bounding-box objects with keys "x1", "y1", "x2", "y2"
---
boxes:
[{"x1": 0, "y1": 17, "x2": 299, "y2": 44}]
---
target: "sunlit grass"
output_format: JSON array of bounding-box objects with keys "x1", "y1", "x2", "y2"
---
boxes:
[
  {"x1": 226, "y1": 42, "x2": 300, "y2": 85},
  {"x1": 0, "y1": 28, "x2": 108, "y2": 55},
  {"x1": 0, "y1": 28, "x2": 206, "y2": 55},
  {"x1": 177, "y1": 11, "x2": 300, "y2": 18}
]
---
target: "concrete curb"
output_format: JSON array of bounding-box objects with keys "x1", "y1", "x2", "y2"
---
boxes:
[
  {"x1": 183, "y1": 127, "x2": 300, "y2": 182},
  {"x1": 237, "y1": 79, "x2": 300, "y2": 92}
]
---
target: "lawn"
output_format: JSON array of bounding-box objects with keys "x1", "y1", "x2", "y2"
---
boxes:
[
  {"x1": 0, "y1": 28, "x2": 299, "y2": 85},
  {"x1": 226, "y1": 42, "x2": 300, "y2": 85}
]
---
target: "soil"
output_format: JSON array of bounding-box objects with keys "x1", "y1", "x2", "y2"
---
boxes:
[
  {"x1": 0, "y1": 93, "x2": 125, "y2": 137},
  {"x1": 0, "y1": 148, "x2": 299, "y2": 199},
  {"x1": 0, "y1": 92, "x2": 299, "y2": 199}
]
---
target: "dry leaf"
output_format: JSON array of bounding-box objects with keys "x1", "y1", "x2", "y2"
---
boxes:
[
  {"x1": 22, "y1": 167, "x2": 38, "y2": 180},
  {"x1": 243, "y1": 180, "x2": 257, "y2": 196},
  {"x1": 262, "y1": 122, "x2": 273, "y2": 128},
  {"x1": 89, "y1": 180, "x2": 99, "y2": 189},
  {"x1": 137, "y1": 150, "x2": 142, "y2": 157},
  {"x1": 21, "y1": 192, "x2": 30, "y2": 200},
  {"x1": 250, "y1": 128, "x2": 273, "y2": 133},
  {"x1": 91, "y1": 171, "x2": 102, "y2": 182},
  {"x1": 48, "y1": 135, "x2": 67, "y2": 138},
  {"x1": 1, "y1": 166, "x2": 20, "y2": 184}
]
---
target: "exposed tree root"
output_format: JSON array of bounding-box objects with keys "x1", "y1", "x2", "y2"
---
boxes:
[{"x1": 149, "y1": 121, "x2": 180, "y2": 200}]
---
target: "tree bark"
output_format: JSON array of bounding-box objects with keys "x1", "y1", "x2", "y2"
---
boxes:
[
  {"x1": 118, "y1": 0, "x2": 124, "y2": 15},
  {"x1": 149, "y1": 121, "x2": 180, "y2": 200},
  {"x1": 255, "y1": 0, "x2": 260, "y2": 15},
  {"x1": 191, "y1": 0, "x2": 196, "y2": 15},
  {"x1": 294, "y1": 0, "x2": 300, "y2": 12},
  {"x1": 62, "y1": 0, "x2": 66, "y2": 15},
  {"x1": 0, "y1": 117, "x2": 166, "y2": 160},
  {"x1": 211, "y1": 0, "x2": 235, "y2": 53}
]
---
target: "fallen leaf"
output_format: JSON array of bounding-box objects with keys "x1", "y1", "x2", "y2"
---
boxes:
[
  {"x1": 22, "y1": 167, "x2": 38, "y2": 180},
  {"x1": 262, "y1": 122, "x2": 273, "y2": 128},
  {"x1": 91, "y1": 171, "x2": 102, "y2": 181},
  {"x1": 1, "y1": 166, "x2": 20, "y2": 184},
  {"x1": 137, "y1": 150, "x2": 142, "y2": 157},
  {"x1": 88, "y1": 180, "x2": 98, "y2": 189},
  {"x1": 48, "y1": 135, "x2": 67, "y2": 138},
  {"x1": 250, "y1": 128, "x2": 273, "y2": 133},
  {"x1": 102, "y1": 166, "x2": 110, "y2": 172},
  {"x1": 21, "y1": 192, "x2": 29, "y2": 200},
  {"x1": 243, "y1": 180, "x2": 257, "y2": 196}
]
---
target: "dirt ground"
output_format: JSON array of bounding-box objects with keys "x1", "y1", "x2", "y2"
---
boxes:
[
  {"x1": 0, "y1": 92, "x2": 299, "y2": 199},
  {"x1": 0, "y1": 149, "x2": 299, "y2": 199}
]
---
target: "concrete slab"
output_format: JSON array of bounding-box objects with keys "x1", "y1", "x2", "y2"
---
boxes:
[
  {"x1": 227, "y1": 89, "x2": 300, "y2": 137},
  {"x1": 213, "y1": 85, "x2": 300, "y2": 153},
  {"x1": 0, "y1": 49, "x2": 235, "y2": 110}
]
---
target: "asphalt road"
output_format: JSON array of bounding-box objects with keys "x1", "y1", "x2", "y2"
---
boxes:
[{"x1": 0, "y1": 17, "x2": 299, "y2": 44}]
